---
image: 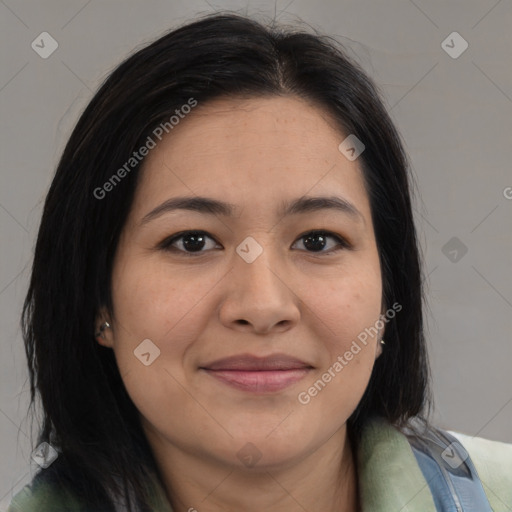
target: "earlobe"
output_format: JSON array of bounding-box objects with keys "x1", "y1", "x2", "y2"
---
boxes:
[
  {"x1": 376, "y1": 305, "x2": 387, "y2": 360},
  {"x1": 95, "y1": 318, "x2": 113, "y2": 348},
  {"x1": 375, "y1": 339, "x2": 383, "y2": 359}
]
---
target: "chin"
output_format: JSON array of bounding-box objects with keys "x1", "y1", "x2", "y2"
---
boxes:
[{"x1": 209, "y1": 427, "x2": 314, "y2": 471}]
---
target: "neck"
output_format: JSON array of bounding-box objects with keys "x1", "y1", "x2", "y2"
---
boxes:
[{"x1": 145, "y1": 423, "x2": 359, "y2": 512}]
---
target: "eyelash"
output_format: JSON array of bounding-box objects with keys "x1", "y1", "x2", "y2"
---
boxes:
[{"x1": 158, "y1": 230, "x2": 351, "y2": 257}]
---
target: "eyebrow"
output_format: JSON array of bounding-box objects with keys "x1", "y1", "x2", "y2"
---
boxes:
[{"x1": 140, "y1": 195, "x2": 365, "y2": 226}]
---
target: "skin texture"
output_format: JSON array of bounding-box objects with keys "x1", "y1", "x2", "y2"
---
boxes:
[{"x1": 96, "y1": 96, "x2": 384, "y2": 512}]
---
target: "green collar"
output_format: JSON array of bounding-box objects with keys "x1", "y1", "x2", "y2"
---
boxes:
[{"x1": 357, "y1": 416, "x2": 436, "y2": 511}]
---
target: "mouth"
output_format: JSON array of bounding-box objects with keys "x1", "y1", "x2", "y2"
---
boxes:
[{"x1": 199, "y1": 353, "x2": 313, "y2": 393}]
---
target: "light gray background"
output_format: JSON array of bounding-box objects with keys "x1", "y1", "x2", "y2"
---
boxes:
[{"x1": 1, "y1": 0, "x2": 511, "y2": 507}]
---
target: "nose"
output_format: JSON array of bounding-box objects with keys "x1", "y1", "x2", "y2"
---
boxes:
[{"x1": 218, "y1": 244, "x2": 301, "y2": 335}]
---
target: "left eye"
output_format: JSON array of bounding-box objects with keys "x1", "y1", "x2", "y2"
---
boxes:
[
  {"x1": 159, "y1": 230, "x2": 350, "y2": 256},
  {"x1": 292, "y1": 230, "x2": 350, "y2": 253}
]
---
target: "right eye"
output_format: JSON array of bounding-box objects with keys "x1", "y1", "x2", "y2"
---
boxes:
[{"x1": 158, "y1": 230, "x2": 221, "y2": 256}]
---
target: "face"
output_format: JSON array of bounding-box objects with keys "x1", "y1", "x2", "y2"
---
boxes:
[{"x1": 97, "y1": 96, "x2": 384, "y2": 470}]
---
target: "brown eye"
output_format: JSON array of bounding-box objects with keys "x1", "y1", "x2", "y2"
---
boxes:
[
  {"x1": 293, "y1": 231, "x2": 350, "y2": 254},
  {"x1": 159, "y1": 229, "x2": 350, "y2": 257},
  {"x1": 159, "y1": 231, "x2": 220, "y2": 255}
]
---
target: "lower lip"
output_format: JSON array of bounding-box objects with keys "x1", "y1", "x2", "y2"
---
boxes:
[{"x1": 203, "y1": 369, "x2": 311, "y2": 393}]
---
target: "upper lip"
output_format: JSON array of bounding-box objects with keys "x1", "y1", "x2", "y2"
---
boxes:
[{"x1": 200, "y1": 353, "x2": 313, "y2": 371}]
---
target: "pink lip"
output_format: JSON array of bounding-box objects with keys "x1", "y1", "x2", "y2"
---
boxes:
[
  {"x1": 200, "y1": 353, "x2": 313, "y2": 393},
  {"x1": 204, "y1": 369, "x2": 311, "y2": 392}
]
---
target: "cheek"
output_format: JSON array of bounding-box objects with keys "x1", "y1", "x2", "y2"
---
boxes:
[
  {"x1": 297, "y1": 264, "x2": 382, "y2": 408},
  {"x1": 109, "y1": 258, "x2": 217, "y2": 393},
  {"x1": 305, "y1": 264, "x2": 382, "y2": 348},
  {"x1": 109, "y1": 260, "x2": 217, "y2": 438},
  {"x1": 111, "y1": 257, "x2": 222, "y2": 343}
]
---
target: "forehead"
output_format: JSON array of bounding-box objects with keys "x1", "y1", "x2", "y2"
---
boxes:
[{"x1": 131, "y1": 95, "x2": 370, "y2": 221}]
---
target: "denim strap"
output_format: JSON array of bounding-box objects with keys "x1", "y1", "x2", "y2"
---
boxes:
[{"x1": 406, "y1": 426, "x2": 493, "y2": 512}]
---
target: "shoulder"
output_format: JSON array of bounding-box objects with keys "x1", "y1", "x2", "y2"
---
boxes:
[
  {"x1": 6, "y1": 478, "x2": 83, "y2": 512},
  {"x1": 449, "y1": 429, "x2": 512, "y2": 510},
  {"x1": 357, "y1": 416, "x2": 512, "y2": 512},
  {"x1": 6, "y1": 459, "x2": 172, "y2": 512},
  {"x1": 6, "y1": 457, "x2": 86, "y2": 512}
]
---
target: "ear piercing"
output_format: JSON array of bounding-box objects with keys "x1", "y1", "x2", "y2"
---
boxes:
[
  {"x1": 95, "y1": 321, "x2": 111, "y2": 339},
  {"x1": 380, "y1": 339, "x2": 385, "y2": 345}
]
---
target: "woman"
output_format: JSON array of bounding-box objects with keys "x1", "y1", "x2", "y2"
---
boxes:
[{"x1": 8, "y1": 12, "x2": 511, "y2": 512}]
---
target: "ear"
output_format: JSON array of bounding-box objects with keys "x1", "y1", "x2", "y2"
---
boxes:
[
  {"x1": 375, "y1": 338, "x2": 383, "y2": 359},
  {"x1": 95, "y1": 308, "x2": 114, "y2": 348},
  {"x1": 375, "y1": 306, "x2": 386, "y2": 360}
]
